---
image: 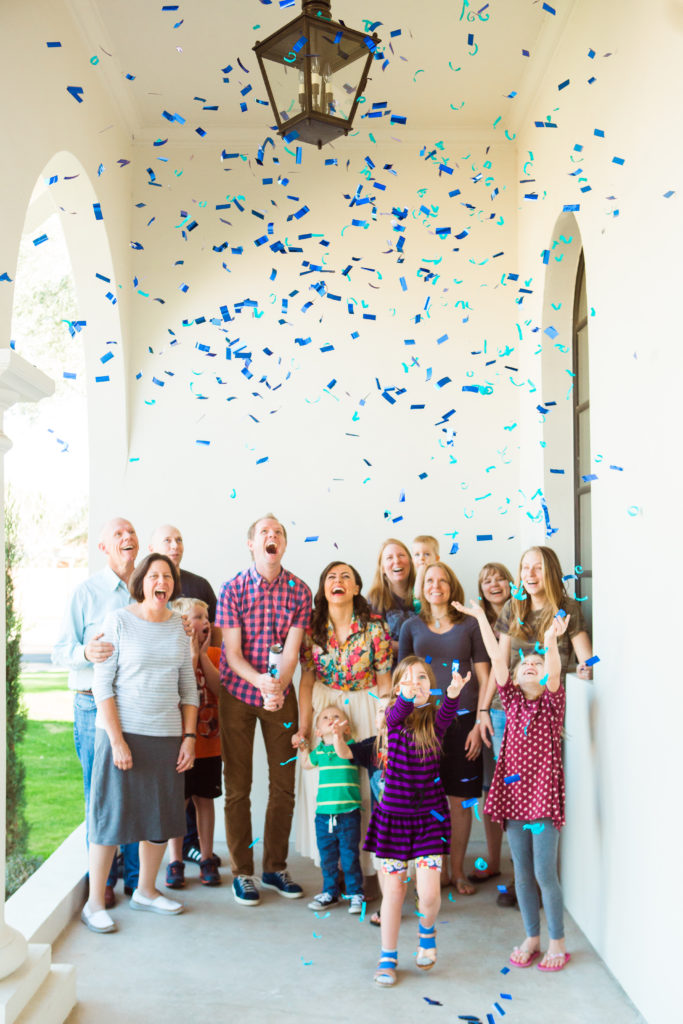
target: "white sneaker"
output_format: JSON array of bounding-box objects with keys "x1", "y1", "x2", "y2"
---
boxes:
[
  {"x1": 348, "y1": 894, "x2": 364, "y2": 915},
  {"x1": 130, "y1": 889, "x2": 183, "y2": 915},
  {"x1": 81, "y1": 901, "x2": 116, "y2": 933}
]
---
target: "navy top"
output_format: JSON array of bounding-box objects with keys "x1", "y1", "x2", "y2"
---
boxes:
[{"x1": 397, "y1": 616, "x2": 489, "y2": 713}]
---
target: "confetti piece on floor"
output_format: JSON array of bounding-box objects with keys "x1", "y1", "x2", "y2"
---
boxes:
[
  {"x1": 500, "y1": 966, "x2": 510, "y2": 974},
  {"x1": 424, "y1": 997, "x2": 442, "y2": 1006},
  {"x1": 360, "y1": 901, "x2": 366, "y2": 922}
]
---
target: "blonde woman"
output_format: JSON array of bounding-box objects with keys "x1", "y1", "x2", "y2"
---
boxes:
[{"x1": 367, "y1": 539, "x2": 417, "y2": 657}]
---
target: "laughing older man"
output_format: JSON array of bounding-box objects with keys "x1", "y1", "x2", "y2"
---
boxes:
[{"x1": 53, "y1": 517, "x2": 140, "y2": 905}]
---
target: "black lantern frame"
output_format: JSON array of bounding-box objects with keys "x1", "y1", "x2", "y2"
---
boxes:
[{"x1": 253, "y1": 0, "x2": 380, "y2": 148}]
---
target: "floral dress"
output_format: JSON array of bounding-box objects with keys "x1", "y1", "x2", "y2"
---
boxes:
[{"x1": 295, "y1": 614, "x2": 392, "y2": 870}]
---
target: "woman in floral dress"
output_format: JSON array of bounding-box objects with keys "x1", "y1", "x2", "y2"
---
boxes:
[{"x1": 293, "y1": 561, "x2": 392, "y2": 874}]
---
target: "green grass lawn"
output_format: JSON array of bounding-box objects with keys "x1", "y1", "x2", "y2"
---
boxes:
[{"x1": 20, "y1": 671, "x2": 83, "y2": 862}]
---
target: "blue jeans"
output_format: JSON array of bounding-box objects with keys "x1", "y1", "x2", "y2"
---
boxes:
[
  {"x1": 73, "y1": 692, "x2": 139, "y2": 888},
  {"x1": 315, "y1": 809, "x2": 363, "y2": 898},
  {"x1": 506, "y1": 818, "x2": 564, "y2": 940}
]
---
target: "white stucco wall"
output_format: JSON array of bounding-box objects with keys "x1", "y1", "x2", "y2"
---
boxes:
[
  {"x1": 512, "y1": 3, "x2": 683, "y2": 1021},
  {"x1": 1, "y1": 3, "x2": 682, "y2": 1020}
]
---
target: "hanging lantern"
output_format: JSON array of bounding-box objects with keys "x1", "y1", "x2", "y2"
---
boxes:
[{"x1": 253, "y1": 0, "x2": 380, "y2": 149}]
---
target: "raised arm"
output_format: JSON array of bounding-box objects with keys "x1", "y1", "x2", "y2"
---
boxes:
[
  {"x1": 544, "y1": 614, "x2": 569, "y2": 692},
  {"x1": 452, "y1": 600, "x2": 508, "y2": 686},
  {"x1": 571, "y1": 629, "x2": 593, "y2": 681}
]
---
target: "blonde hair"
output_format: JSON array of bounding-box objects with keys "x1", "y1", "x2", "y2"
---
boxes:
[
  {"x1": 508, "y1": 546, "x2": 567, "y2": 643},
  {"x1": 412, "y1": 534, "x2": 440, "y2": 556},
  {"x1": 419, "y1": 562, "x2": 465, "y2": 625},
  {"x1": 388, "y1": 656, "x2": 442, "y2": 761},
  {"x1": 366, "y1": 539, "x2": 416, "y2": 615},
  {"x1": 478, "y1": 562, "x2": 514, "y2": 627},
  {"x1": 171, "y1": 597, "x2": 208, "y2": 615},
  {"x1": 314, "y1": 704, "x2": 354, "y2": 736}
]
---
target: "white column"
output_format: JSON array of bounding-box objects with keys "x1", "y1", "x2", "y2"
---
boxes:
[{"x1": 0, "y1": 350, "x2": 54, "y2": 981}]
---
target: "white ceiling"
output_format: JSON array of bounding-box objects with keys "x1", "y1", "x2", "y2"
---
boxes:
[{"x1": 65, "y1": 0, "x2": 573, "y2": 140}]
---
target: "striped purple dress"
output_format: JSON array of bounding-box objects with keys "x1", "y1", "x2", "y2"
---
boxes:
[{"x1": 363, "y1": 693, "x2": 460, "y2": 860}]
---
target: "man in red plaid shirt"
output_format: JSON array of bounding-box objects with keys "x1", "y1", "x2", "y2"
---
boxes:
[{"x1": 217, "y1": 514, "x2": 312, "y2": 906}]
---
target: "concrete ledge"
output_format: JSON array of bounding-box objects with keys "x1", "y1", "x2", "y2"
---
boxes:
[
  {"x1": 16, "y1": 963, "x2": 76, "y2": 1024},
  {"x1": 6, "y1": 826, "x2": 87, "y2": 946}
]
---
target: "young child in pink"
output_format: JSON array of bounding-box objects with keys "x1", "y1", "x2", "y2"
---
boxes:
[{"x1": 455, "y1": 597, "x2": 571, "y2": 973}]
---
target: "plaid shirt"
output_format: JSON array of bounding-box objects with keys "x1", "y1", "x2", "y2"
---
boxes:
[{"x1": 216, "y1": 564, "x2": 312, "y2": 707}]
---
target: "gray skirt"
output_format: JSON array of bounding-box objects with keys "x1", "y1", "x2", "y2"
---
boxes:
[{"x1": 89, "y1": 729, "x2": 186, "y2": 845}]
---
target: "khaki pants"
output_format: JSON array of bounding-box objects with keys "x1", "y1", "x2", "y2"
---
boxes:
[{"x1": 218, "y1": 687, "x2": 298, "y2": 877}]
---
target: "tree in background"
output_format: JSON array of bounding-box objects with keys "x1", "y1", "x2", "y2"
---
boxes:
[{"x1": 5, "y1": 497, "x2": 35, "y2": 896}]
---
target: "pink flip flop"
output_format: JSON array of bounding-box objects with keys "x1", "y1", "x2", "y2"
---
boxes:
[
  {"x1": 509, "y1": 947, "x2": 541, "y2": 968},
  {"x1": 537, "y1": 952, "x2": 571, "y2": 972}
]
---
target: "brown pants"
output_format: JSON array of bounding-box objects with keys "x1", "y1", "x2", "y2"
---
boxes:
[{"x1": 218, "y1": 687, "x2": 298, "y2": 877}]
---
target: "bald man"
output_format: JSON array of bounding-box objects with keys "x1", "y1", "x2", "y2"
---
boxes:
[
  {"x1": 53, "y1": 517, "x2": 140, "y2": 906},
  {"x1": 149, "y1": 524, "x2": 218, "y2": 869},
  {"x1": 149, "y1": 524, "x2": 217, "y2": 621}
]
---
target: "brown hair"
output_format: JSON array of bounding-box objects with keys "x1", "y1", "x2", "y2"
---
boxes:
[
  {"x1": 477, "y1": 562, "x2": 514, "y2": 627},
  {"x1": 412, "y1": 534, "x2": 440, "y2": 556},
  {"x1": 508, "y1": 546, "x2": 567, "y2": 642},
  {"x1": 387, "y1": 656, "x2": 442, "y2": 761},
  {"x1": 366, "y1": 539, "x2": 416, "y2": 615},
  {"x1": 129, "y1": 553, "x2": 181, "y2": 603},
  {"x1": 247, "y1": 514, "x2": 288, "y2": 544},
  {"x1": 311, "y1": 561, "x2": 372, "y2": 651},
  {"x1": 419, "y1": 561, "x2": 465, "y2": 625}
]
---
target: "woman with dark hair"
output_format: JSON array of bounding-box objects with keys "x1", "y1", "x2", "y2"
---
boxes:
[
  {"x1": 81, "y1": 553, "x2": 198, "y2": 934},
  {"x1": 398, "y1": 561, "x2": 490, "y2": 895},
  {"x1": 366, "y1": 539, "x2": 417, "y2": 657},
  {"x1": 293, "y1": 561, "x2": 392, "y2": 875}
]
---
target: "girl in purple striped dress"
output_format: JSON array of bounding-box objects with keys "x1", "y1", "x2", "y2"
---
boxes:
[{"x1": 363, "y1": 656, "x2": 469, "y2": 987}]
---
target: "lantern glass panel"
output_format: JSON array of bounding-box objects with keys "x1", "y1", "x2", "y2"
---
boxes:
[{"x1": 307, "y1": 22, "x2": 369, "y2": 120}]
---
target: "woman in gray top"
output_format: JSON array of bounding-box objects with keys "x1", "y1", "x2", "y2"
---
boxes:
[{"x1": 81, "y1": 553, "x2": 198, "y2": 934}]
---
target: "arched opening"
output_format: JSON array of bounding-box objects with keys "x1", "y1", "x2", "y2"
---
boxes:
[{"x1": 6, "y1": 152, "x2": 128, "y2": 881}]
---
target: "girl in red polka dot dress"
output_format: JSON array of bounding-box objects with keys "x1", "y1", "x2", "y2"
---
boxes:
[{"x1": 454, "y1": 598, "x2": 571, "y2": 973}]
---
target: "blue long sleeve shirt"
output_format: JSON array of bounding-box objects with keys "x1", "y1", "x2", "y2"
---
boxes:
[{"x1": 51, "y1": 566, "x2": 133, "y2": 692}]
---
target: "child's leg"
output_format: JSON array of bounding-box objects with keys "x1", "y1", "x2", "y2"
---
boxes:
[
  {"x1": 193, "y1": 796, "x2": 216, "y2": 861},
  {"x1": 338, "y1": 809, "x2": 363, "y2": 896},
  {"x1": 415, "y1": 856, "x2": 442, "y2": 969},
  {"x1": 314, "y1": 814, "x2": 341, "y2": 897},
  {"x1": 482, "y1": 813, "x2": 503, "y2": 875},
  {"x1": 379, "y1": 861, "x2": 408, "y2": 952},
  {"x1": 447, "y1": 797, "x2": 475, "y2": 894},
  {"x1": 532, "y1": 821, "x2": 567, "y2": 964},
  {"x1": 505, "y1": 820, "x2": 541, "y2": 964}
]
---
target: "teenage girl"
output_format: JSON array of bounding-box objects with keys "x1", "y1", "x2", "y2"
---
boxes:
[
  {"x1": 455, "y1": 598, "x2": 572, "y2": 972},
  {"x1": 361, "y1": 655, "x2": 469, "y2": 987},
  {"x1": 479, "y1": 546, "x2": 593, "y2": 746}
]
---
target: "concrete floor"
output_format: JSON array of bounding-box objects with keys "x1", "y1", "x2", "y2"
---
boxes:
[{"x1": 53, "y1": 842, "x2": 644, "y2": 1024}]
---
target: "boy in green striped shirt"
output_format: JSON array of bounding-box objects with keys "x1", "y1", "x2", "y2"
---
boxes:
[{"x1": 298, "y1": 706, "x2": 364, "y2": 913}]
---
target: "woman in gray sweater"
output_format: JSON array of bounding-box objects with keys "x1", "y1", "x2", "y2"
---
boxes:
[{"x1": 81, "y1": 553, "x2": 198, "y2": 934}]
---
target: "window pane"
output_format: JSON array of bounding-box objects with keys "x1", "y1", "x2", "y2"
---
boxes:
[
  {"x1": 579, "y1": 490, "x2": 592, "y2": 570},
  {"x1": 578, "y1": 408, "x2": 592, "y2": 478},
  {"x1": 576, "y1": 574, "x2": 592, "y2": 637},
  {"x1": 577, "y1": 324, "x2": 589, "y2": 404}
]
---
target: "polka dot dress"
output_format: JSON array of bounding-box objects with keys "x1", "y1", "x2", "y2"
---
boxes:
[{"x1": 484, "y1": 679, "x2": 566, "y2": 831}]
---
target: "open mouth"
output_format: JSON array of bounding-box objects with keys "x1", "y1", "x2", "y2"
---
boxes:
[
  {"x1": 154, "y1": 589, "x2": 167, "y2": 600},
  {"x1": 331, "y1": 586, "x2": 345, "y2": 595},
  {"x1": 265, "y1": 542, "x2": 277, "y2": 555}
]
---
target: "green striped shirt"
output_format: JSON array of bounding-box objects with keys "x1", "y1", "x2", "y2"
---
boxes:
[{"x1": 309, "y1": 742, "x2": 361, "y2": 815}]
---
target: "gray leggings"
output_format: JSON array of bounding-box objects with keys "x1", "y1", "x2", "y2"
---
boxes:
[{"x1": 506, "y1": 819, "x2": 564, "y2": 941}]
